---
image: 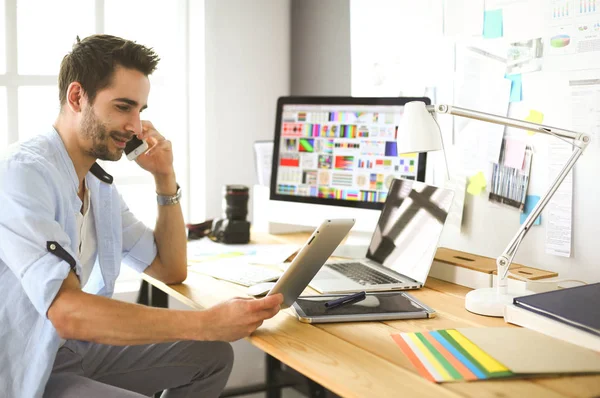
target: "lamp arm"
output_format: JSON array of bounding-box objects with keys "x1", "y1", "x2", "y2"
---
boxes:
[
  {"x1": 429, "y1": 103, "x2": 591, "y2": 291},
  {"x1": 496, "y1": 146, "x2": 585, "y2": 285}
]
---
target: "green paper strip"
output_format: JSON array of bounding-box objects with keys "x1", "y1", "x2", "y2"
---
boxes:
[
  {"x1": 439, "y1": 330, "x2": 513, "y2": 378},
  {"x1": 416, "y1": 332, "x2": 463, "y2": 380}
]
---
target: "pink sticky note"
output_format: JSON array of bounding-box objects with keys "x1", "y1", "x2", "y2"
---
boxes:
[{"x1": 503, "y1": 138, "x2": 526, "y2": 170}]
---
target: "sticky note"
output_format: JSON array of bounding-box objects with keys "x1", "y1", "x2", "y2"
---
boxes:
[
  {"x1": 505, "y1": 74, "x2": 522, "y2": 103},
  {"x1": 521, "y1": 195, "x2": 542, "y2": 225},
  {"x1": 504, "y1": 138, "x2": 526, "y2": 169},
  {"x1": 525, "y1": 110, "x2": 544, "y2": 135},
  {"x1": 483, "y1": 9, "x2": 503, "y2": 39},
  {"x1": 467, "y1": 171, "x2": 487, "y2": 196}
]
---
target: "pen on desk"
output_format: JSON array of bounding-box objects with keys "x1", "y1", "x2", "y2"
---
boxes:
[{"x1": 324, "y1": 291, "x2": 366, "y2": 309}]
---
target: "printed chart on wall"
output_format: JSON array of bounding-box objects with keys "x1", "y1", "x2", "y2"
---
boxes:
[
  {"x1": 545, "y1": 0, "x2": 600, "y2": 71},
  {"x1": 275, "y1": 105, "x2": 420, "y2": 204}
]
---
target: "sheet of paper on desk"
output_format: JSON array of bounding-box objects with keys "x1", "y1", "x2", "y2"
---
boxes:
[
  {"x1": 187, "y1": 238, "x2": 298, "y2": 265},
  {"x1": 392, "y1": 327, "x2": 600, "y2": 383}
]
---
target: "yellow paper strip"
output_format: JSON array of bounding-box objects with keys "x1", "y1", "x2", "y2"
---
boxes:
[
  {"x1": 447, "y1": 330, "x2": 509, "y2": 373},
  {"x1": 525, "y1": 110, "x2": 544, "y2": 136},
  {"x1": 467, "y1": 171, "x2": 486, "y2": 196}
]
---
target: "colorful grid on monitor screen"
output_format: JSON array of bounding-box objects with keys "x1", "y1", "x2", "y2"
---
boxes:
[{"x1": 277, "y1": 105, "x2": 419, "y2": 200}]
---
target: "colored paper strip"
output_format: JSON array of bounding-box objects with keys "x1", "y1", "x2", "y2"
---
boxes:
[
  {"x1": 438, "y1": 330, "x2": 491, "y2": 377},
  {"x1": 525, "y1": 110, "x2": 544, "y2": 135},
  {"x1": 407, "y1": 334, "x2": 453, "y2": 381},
  {"x1": 391, "y1": 335, "x2": 435, "y2": 382},
  {"x1": 505, "y1": 74, "x2": 523, "y2": 103},
  {"x1": 447, "y1": 330, "x2": 510, "y2": 374},
  {"x1": 521, "y1": 195, "x2": 542, "y2": 225},
  {"x1": 430, "y1": 331, "x2": 487, "y2": 379},
  {"x1": 467, "y1": 171, "x2": 487, "y2": 196},
  {"x1": 401, "y1": 334, "x2": 446, "y2": 382},
  {"x1": 422, "y1": 332, "x2": 477, "y2": 381},
  {"x1": 483, "y1": 9, "x2": 503, "y2": 38},
  {"x1": 416, "y1": 333, "x2": 463, "y2": 380}
]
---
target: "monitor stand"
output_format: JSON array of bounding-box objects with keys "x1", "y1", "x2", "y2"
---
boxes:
[{"x1": 332, "y1": 230, "x2": 372, "y2": 259}]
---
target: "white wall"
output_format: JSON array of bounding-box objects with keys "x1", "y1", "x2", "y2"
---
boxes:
[
  {"x1": 290, "y1": 0, "x2": 351, "y2": 96},
  {"x1": 195, "y1": 0, "x2": 291, "y2": 222}
]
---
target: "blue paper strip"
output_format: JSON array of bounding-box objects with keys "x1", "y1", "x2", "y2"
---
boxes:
[
  {"x1": 430, "y1": 331, "x2": 487, "y2": 379},
  {"x1": 483, "y1": 9, "x2": 503, "y2": 39},
  {"x1": 505, "y1": 74, "x2": 523, "y2": 103},
  {"x1": 521, "y1": 195, "x2": 542, "y2": 225}
]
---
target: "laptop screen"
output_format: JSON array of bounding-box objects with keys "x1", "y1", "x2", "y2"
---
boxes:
[{"x1": 366, "y1": 178, "x2": 455, "y2": 284}]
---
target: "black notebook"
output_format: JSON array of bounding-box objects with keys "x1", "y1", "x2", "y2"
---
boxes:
[{"x1": 513, "y1": 283, "x2": 600, "y2": 338}]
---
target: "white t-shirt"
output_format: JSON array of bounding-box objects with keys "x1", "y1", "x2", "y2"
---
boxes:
[
  {"x1": 74, "y1": 183, "x2": 97, "y2": 287},
  {"x1": 60, "y1": 184, "x2": 97, "y2": 347}
]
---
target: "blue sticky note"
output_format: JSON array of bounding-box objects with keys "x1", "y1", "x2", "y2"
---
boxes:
[
  {"x1": 521, "y1": 195, "x2": 541, "y2": 225},
  {"x1": 483, "y1": 9, "x2": 503, "y2": 39},
  {"x1": 505, "y1": 74, "x2": 522, "y2": 103}
]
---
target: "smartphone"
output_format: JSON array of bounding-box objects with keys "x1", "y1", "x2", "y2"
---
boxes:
[{"x1": 125, "y1": 136, "x2": 149, "y2": 161}]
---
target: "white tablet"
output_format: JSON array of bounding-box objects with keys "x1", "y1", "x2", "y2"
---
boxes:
[
  {"x1": 266, "y1": 219, "x2": 355, "y2": 308},
  {"x1": 291, "y1": 292, "x2": 436, "y2": 323}
]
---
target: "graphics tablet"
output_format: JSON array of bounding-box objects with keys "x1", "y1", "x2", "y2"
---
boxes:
[
  {"x1": 291, "y1": 292, "x2": 435, "y2": 323},
  {"x1": 266, "y1": 219, "x2": 355, "y2": 308}
]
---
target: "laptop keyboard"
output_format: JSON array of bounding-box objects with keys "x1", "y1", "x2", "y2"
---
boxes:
[{"x1": 326, "y1": 262, "x2": 400, "y2": 286}]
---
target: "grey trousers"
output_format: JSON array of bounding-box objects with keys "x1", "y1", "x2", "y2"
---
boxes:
[{"x1": 43, "y1": 339, "x2": 234, "y2": 398}]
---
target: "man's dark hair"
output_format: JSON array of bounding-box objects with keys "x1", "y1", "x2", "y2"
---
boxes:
[{"x1": 58, "y1": 34, "x2": 160, "y2": 106}]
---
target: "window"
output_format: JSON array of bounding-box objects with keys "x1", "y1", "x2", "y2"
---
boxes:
[{"x1": 2, "y1": 0, "x2": 191, "y2": 286}]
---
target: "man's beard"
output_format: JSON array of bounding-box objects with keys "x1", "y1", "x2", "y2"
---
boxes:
[{"x1": 80, "y1": 106, "x2": 127, "y2": 161}]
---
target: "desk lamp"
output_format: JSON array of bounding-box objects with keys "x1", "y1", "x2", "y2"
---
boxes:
[{"x1": 398, "y1": 101, "x2": 590, "y2": 317}]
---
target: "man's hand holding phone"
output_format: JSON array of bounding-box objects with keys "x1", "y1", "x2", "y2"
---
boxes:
[{"x1": 131, "y1": 121, "x2": 175, "y2": 178}]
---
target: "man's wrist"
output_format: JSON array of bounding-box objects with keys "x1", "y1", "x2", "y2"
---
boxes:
[{"x1": 154, "y1": 172, "x2": 177, "y2": 195}]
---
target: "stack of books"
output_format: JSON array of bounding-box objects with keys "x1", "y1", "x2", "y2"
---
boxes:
[{"x1": 504, "y1": 282, "x2": 600, "y2": 352}]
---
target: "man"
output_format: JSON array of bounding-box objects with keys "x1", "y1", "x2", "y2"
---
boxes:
[{"x1": 0, "y1": 35, "x2": 283, "y2": 397}]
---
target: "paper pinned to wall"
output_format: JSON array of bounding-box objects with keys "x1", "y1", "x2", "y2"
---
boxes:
[
  {"x1": 545, "y1": 141, "x2": 573, "y2": 257},
  {"x1": 506, "y1": 73, "x2": 523, "y2": 102},
  {"x1": 544, "y1": 1, "x2": 600, "y2": 72},
  {"x1": 525, "y1": 110, "x2": 544, "y2": 135},
  {"x1": 455, "y1": 47, "x2": 511, "y2": 181},
  {"x1": 444, "y1": 0, "x2": 484, "y2": 37},
  {"x1": 483, "y1": 9, "x2": 504, "y2": 38},
  {"x1": 467, "y1": 171, "x2": 487, "y2": 195},
  {"x1": 521, "y1": 195, "x2": 542, "y2": 225},
  {"x1": 444, "y1": 174, "x2": 467, "y2": 231},
  {"x1": 498, "y1": 0, "x2": 545, "y2": 41},
  {"x1": 503, "y1": 138, "x2": 527, "y2": 169},
  {"x1": 570, "y1": 79, "x2": 600, "y2": 147}
]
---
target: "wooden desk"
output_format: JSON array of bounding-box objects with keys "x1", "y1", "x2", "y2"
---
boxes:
[{"x1": 142, "y1": 233, "x2": 600, "y2": 398}]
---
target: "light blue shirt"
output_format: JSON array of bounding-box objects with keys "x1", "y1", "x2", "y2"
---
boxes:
[{"x1": 0, "y1": 129, "x2": 158, "y2": 398}]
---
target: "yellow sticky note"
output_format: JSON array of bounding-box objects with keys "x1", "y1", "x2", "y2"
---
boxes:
[
  {"x1": 525, "y1": 110, "x2": 544, "y2": 135},
  {"x1": 467, "y1": 171, "x2": 486, "y2": 196}
]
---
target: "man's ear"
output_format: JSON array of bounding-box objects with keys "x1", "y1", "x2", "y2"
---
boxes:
[{"x1": 66, "y1": 82, "x2": 86, "y2": 113}]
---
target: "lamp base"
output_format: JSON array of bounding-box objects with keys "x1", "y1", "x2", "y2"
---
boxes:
[{"x1": 464, "y1": 287, "x2": 516, "y2": 317}]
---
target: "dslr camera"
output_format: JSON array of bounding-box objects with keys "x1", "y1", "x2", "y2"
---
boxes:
[{"x1": 210, "y1": 185, "x2": 251, "y2": 244}]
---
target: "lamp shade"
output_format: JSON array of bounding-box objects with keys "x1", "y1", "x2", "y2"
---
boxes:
[{"x1": 397, "y1": 101, "x2": 442, "y2": 153}]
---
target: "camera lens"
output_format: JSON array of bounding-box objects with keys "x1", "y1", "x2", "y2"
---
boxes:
[{"x1": 223, "y1": 185, "x2": 249, "y2": 221}]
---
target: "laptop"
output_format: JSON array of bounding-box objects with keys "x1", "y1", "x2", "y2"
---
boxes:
[{"x1": 309, "y1": 178, "x2": 455, "y2": 294}]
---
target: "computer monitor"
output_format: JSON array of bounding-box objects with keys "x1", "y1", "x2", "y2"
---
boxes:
[
  {"x1": 271, "y1": 96, "x2": 428, "y2": 205},
  {"x1": 266, "y1": 97, "x2": 430, "y2": 256}
]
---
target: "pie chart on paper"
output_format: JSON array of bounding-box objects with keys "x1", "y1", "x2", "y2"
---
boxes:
[{"x1": 551, "y1": 34, "x2": 571, "y2": 48}]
